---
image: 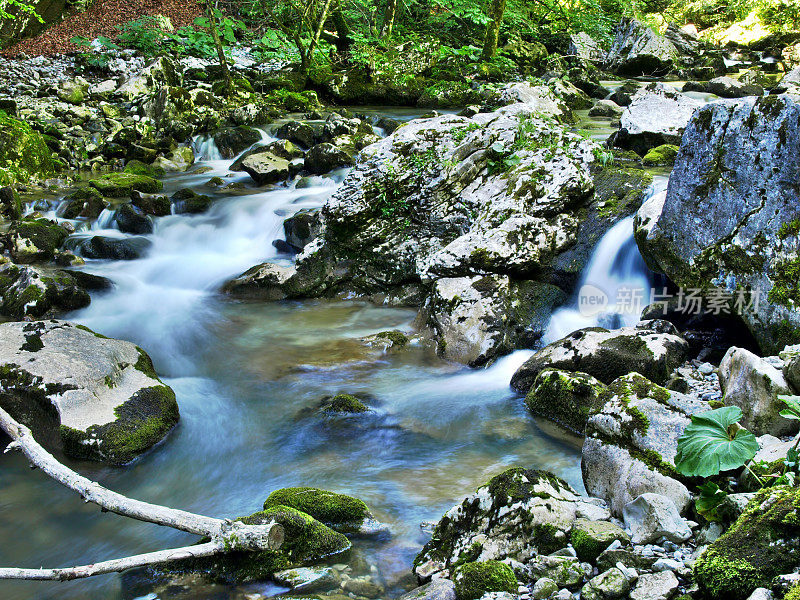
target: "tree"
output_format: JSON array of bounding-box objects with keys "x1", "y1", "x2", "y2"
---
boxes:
[
  {"x1": 202, "y1": 0, "x2": 234, "y2": 95},
  {"x1": 480, "y1": 0, "x2": 507, "y2": 61}
]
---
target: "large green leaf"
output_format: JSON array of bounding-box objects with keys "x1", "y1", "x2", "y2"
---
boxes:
[
  {"x1": 778, "y1": 395, "x2": 800, "y2": 421},
  {"x1": 675, "y1": 406, "x2": 759, "y2": 477}
]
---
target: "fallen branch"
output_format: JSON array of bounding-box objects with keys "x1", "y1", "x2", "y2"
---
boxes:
[
  {"x1": 0, "y1": 405, "x2": 284, "y2": 581},
  {"x1": 0, "y1": 541, "x2": 224, "y2": 581}
]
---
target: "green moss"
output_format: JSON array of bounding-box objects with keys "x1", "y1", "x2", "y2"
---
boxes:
[
  {"x1": 124, "y1": 159, "x2": 165, "y2": 179},
  {"x1": 779, "y1": 219, "x2": 800, "y2": 240},
  {"x1": 89, "y1": 172, "x2": 163, "y2": 197},
  {"x1": 133, "y1": 347, "x2": 159, "y2": 379},
  {"x1": 321, "y1": 393, "x2": 369, "y2": 413},
  {"x1": 525, "y1": 370, "x2": 608, "y2": 434},
  {"x1": 263, "y1": 487, "x2": 370, "y2": 532},
  {"x1": 593, "y1": 167, "x2": 653, "y2": 219},
  {"x1": 375, "y1": 330, "x2": 410, "y2": 347},
  {"x1": 453, "y1": 560, "x2": 518, "y2": 600},
  {"x1": 570, "y1": 520, "x2": 629, "y2": 563},
  {"x1": 786, "y1": 585, "x2": 800, "y2": 600},
  {"x1": 768, "y1": 256, "x2": 800, "y2": 308},
  {"x1": 8, "y1": 218, "x2": 68, "y2": 261},
  {"x1": 642, "y1": 144, "x2": 679, "y2": 167},
  {"x1": 0, "y1": 111, "x2": 56, "y2": 185},
  {"x1": 75, "y1": 324, "x2": 110, "y2": 339},
  {"x1": 694, "y1": 486, "x2": 800, "y2": 600}
]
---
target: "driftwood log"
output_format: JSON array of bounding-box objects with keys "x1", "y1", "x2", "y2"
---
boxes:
[{"x1": 0, "y1": 405, "x2": 284, "y2": 581}]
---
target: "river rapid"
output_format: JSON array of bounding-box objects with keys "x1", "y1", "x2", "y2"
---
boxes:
[{"x1": 0, "y1": 97, "x2": 705, "y2": 599}]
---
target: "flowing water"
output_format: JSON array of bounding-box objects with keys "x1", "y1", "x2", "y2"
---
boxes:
[{"x1": 0, "y1": 112, "x2": 584, "y2": 600}]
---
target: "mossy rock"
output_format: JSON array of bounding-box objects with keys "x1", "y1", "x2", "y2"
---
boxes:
[
  {"x1": 693, "y1": 486, "x2": 800, "y2": 600},
  {"x1": 190, "y1": 505, "x2": 351, "y2": 582},
  {"x1": 124, "y1": 159, "x2": 166, "y2": 179},
  {"x1": 593, "y1": 166, "x2": 654, "y2": 219},
  {"x1": 62, "y1": 187, "x2": 106, "y2": 219},
  {"x1": 171, "y1": 188, "x2": 213, "y2": 214},
  {"x1": 570, "y1": 519, "x2": 629, "y2": 563},
  {"x1": 320, "y1": 393, "x2": 370, "y2": 414},
  {"x1": 642, "y1": 144, "x2": 679, "y2": 167},
  {"x1": 0, "y1": 111, "x2": 56, "y2": 186},
  {"x1": 90, "y1": 172, "x2": 163, "y2": 198},
  {"x1": 60, "y1": 384, "x2": 179, "y2": 465},
  {"x1": 7, "y1": 218, "x2": 68, "y2": 263},
  {"x1": 263, "y1": 487, "x2": 371, "y2": 533},
  {"x1": 453, "y1": 561, "x2": 518, "y2": 600},
  {"x1": 525, "y1": 369, "x2": 608, "y2": 435}
]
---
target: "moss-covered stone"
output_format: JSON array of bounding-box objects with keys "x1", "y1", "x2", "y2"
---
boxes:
[
  {"x1": 124, "y1": 159, "x2": 166, "y2": 179},
  {"x1": 642, "y1": 144, "x2": 679, "y2": 166},
  {"x1": 6, "y1": 218, "x2": 68, "y2": 263},
  {"x1": 593, "y1": 167, "x2": 654, "y2": 219},
  {"x1": 694, "y1": 486, "x2": 800, "y2": 600},
  {"x1": 0, "y1": 111, "x2": 56, "y2": 186},
  {"x1": 320, "y1": 393, "x2": 370, "y2": 414},
  {"x1": 61, "y1": 384, "x2": 179, "y2": 465},
  {"x1": 89, "y1": 172, "x2": 163, "y2": 197},
  {"x1": 263, "y1": 487, "x2": 371, "y2": 533},
  {"x1": 525, "y1": 369, "x2": 608, "y2": 434},
  {"x1": 570, "y1": 519, "x2": 630, "y2": 563},
  {"x1": 453, "y1": 560, "x2": 518, "y2": 600},
  {"x1": 186, "y1": 505, "x2": 350, "y2": 582}
]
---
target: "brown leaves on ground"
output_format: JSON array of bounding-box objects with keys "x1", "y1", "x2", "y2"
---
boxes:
[{"x1": 4, "y1": 0, "x2": 202, "y2": 56}]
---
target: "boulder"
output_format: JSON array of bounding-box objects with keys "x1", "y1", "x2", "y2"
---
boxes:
[
  {"x1": 131, "y1": 191, "x2": 171, "y2": 217},
  {"x1": 525, "y1": 369, "x2": 608, "y2": 434},
  {"x1": 664, "y1": 22, "x2": 700, "y2": 56},
  {"x1": 774, "y1": 68, "x2": 800, "y2": 95},
  {"x1": 239, "y1": 149, "x2": 290, "y2": 186},
  {"x1": 570, "y1": 518, "x2": 629, "y2": 563},
  {"x1": 213, "y1": 126, "x2": 262, "y2": 159},
  {"x1": 684, "y1": 76, "x2": 764, "y2": 98},
  {"x1": 0, "y1": 320, "x2": 178, "y2": 464},
  {"x1": 89, "y1": 172, "x2": 163, "y2": 198},
  {"x1": 6, "y1": 218, "x2": 68, "y2": 263},
  {"x1": 399, "y1": 580, "x2": 456, "y2": 600},
  {"x1": 304, "y1": 142, "x2": 354, "y2": 175},
  {"x1": 582, "y1": 372, "x2": 709, "y2": 515},
  {"x1": 611, "y1": 83, "x2": 703, "y2": 155},
  {"x1": 718, "y1": 347, "x2": 796, "y2": 436},
  {"x1": 622, "y1": 493, "x2": 692, "y2": 544},
  {"x1": 412, "y1": 468, "x2": 610, "y2": 580},
  {"x1": 630, "y1": 571, "x2": 679, "y2": 600},
  {"x1": 0, "y1": 263, "x2": 91, "y2": 319},
  {"x1": 581, "y1": 567, "x2": 633, "y2": 600},
  {"x1": 453, "y1": 561, "x2": 517, "y2": 600},
  {"x1": 277, "y1": 120, "x2": 316, "y2": 148},
  {"x1": 642, "y1": 144, "x2": 679, "y2": 167},
  {"x1": 635, "y1": 95, "x2": 800, "y2": 353},
  {"x1": 115, "y1": 203, "x2": 154, "y2": 235},
  {"x1": 694, "y1": 486, "x2": 800, "y2": 600},
  {"x1": 76, "y1": 236, "x2": 151, "y2": 260},
  {"x1": 605, "y1": 19, "x2": 679, "y2": 76},
  {"x1": 589, "y1": 100, "x2": 624, "y2": 118},
  {"x1": 170, "y1": 188, "x2": 213, "y2": 214},
  {"x1": 263, "y1": 487, "x2": 385, "y2": 535},
  {"x1": 283, "y1": 209, "x2": 320, "y2": 252},
  {"x1": 510, "y1": 321, "x2": 689, "y2": 393},
  {"x1": 61, "y1": 188, "x2": 106, "y2": 220},
  {"x1": 569, "y1": 32, "x2": 605, "y2": 62},
  {"x1": 0, "y1": 112, "x2": 56, "y2": 186},
  {"x1": 221, "y1": 262, "x2": 294, "y2": 299}
]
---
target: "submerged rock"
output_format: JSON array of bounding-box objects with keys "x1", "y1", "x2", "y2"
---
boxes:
[
  {"x1": 75, "y1": 235, "x2": 151, "y2": 260},
  {"x1": 0, "y1": 320, "x2": 178, "y2": 464},
  {"x1": 635, "y1": 95, "x2": 800, "y2": 353},
  {"x1": 263, "y1": 487, "x2": 386, "y2": 535},
  {"x1": 400, "y1": 579, "x2": 457, "y2": 600}
]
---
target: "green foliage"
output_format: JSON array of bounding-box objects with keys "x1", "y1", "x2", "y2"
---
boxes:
[
  {"x1": 116, "y1": 16, "x2": 167, "y2": 56},
  {"x1": 696, "y1": 480, "x2": 728, "y2": 521},
  {"x1": 0, "y1": 0, "x2": 42, "y2": 24},
  {"x1": 675, "y1": 406, "x2": 759, "y2": 478}
]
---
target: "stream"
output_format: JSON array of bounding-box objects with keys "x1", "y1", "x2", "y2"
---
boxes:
[{"x1": 0, "y1": 101, "x2": 702, "y2": 600}]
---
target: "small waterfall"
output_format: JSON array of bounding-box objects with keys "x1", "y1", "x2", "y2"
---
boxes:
[
  {"x1": 541, "y1": 178, "x2": 669, "y2": 344},
  {"x1": 92, "y1": 208, "x2": 118, "y2": 231},
  {"x1": 193, "y1": 134, "x2": 222, "y2": 162}
]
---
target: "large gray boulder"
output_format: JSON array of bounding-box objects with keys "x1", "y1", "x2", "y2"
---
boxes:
[
  {"x1": 510, "y1": 321, "x2": 689, "y2": 393},
  {"x1": 0, "y1": 320, "x2": 178, "y2": 464},
  {"x1": 229, "y1": 96, "x2": 650, "y2": 365},
  {"x1": 412, "y1": 468, "x2": 609, "y2": 581},
  {"x1": 582, "y1": 372, "x2": 708, "y2": 516},
  {"x1": 238, "y1": 149, "x2": 291, "y2": 186},
  {"x1": 635, "y1": 95, "x2": 800, "y2": 354},
  {"x1": 718, "y1": 347, "x2": 796, "y2": 436},
  {"x1": 605, "y1": 19, "x2": 679, "y2": 76},
  {"x1": 773, "y1": 67, "x2": 800, "y2": 95},
  {"x1": 612, "y1": 83, "x2": 703, "y2": 154}
]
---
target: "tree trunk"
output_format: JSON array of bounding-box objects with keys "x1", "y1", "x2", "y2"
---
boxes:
[
  {"x1": 382, "y1": 0, "x2": 397, "y2": 38},
  {"x1": 205, "y1": 0, "x2": 233, "y2": 95},
  {"x1": 480, "y1": 0, "x2": 507, "y2": 62},
  {"x1": 332, "y1": 8, "x2": 351, "y2": 54},
  {"x1": 307, "y1": 0, "x2": 335, "y2": 66}
]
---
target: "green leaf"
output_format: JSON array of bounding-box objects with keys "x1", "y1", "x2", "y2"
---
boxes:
[
  {"x1": 675, "y1": 406, "x2": 759, "y2": 477},
  {"x1": 778, "y1": 395, "x2": 800, "y2": 420},
  {"x1": 695, "y1": 481, "x2": 727, "y2": 521}
]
